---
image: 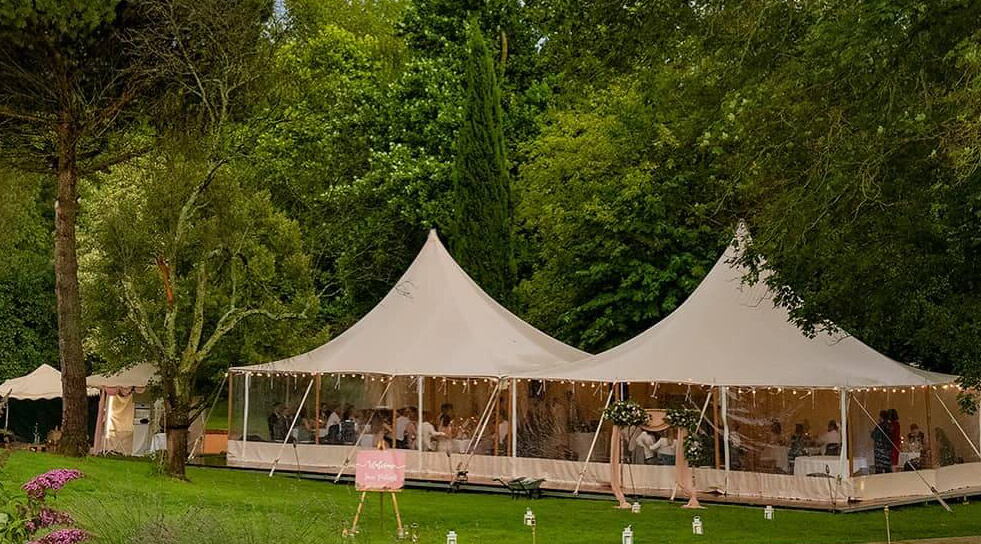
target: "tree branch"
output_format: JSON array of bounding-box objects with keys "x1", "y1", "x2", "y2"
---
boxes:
[
  {"x1": 198, "y1": 306, "x2": 306, "y2": 363},
  {"x1": 0, "y1": 105, "x2": 50, "y2": 124},
  {"x1": 183, "y1": 264, "x2": 208, "y2": 361},
  {"x1": 121, "y1": 279, "x2": 167, "y2": 358},
  {"x1": 79, "y1": 144, "x2": 154, "y2": 175}
]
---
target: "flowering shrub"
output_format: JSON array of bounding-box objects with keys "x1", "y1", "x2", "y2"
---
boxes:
[
  {"x1": 29, "y1": 528, "x2": 89, "y2": 544},
  {"x1": 0, "y1": 469, "x2": 86, "y2": 544},
  {"x1": 603, "y1": 400, "x2": 648, "y2": 427},
  {"x1": 22, "y1": 470, "x2": 83, "y2": 501}
]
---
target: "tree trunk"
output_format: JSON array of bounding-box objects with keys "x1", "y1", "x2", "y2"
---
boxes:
[
  {"x1": 163, "y1": 372, "x2": 192, "y2": 479},
  {"x1": 53, "y1": 120, "x2": 88, "y2": 457},
  {"x1": 165, "y1": 407, "x2": 190, "y2": 479}
]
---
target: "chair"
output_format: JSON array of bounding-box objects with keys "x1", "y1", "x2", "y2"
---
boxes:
[{"x1": 494, "y1": 477, "x2": 546, "y2": 499}]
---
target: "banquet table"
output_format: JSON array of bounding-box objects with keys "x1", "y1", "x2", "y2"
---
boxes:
[
  {"x1": 793, "y1": 455, "x2": 844, "y2": 478},
  {"x1": 452, "y1": 438, "x2": 471, "y2": 454}
]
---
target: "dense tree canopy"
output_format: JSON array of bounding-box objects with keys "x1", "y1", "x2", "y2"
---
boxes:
[{"x1": 1, "y1": 0, "x2": 979, "y2": 425}]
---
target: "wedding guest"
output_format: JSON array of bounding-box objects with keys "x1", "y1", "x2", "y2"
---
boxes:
[
  {"x1": 653, "y1": 432, "x2": 676, "y2": 465},
  {"x1": 873, "y1": 410, "x2": 892, "y2": 473},
  {"x1": 395, "y1": 407, "x2": 411, "y2": 449},
  {"x1": 819, "y1": 420, "x2": 841, "y2": 455},
  {"x1": 888, "y1": 409, "x2": 901, "y2": 467},
  {"x1": 418, "y1": 410, "x2": 438, "y2": 451},
  {"x1": 788, "y1": 424, "x2": 807, "y2": 471}
]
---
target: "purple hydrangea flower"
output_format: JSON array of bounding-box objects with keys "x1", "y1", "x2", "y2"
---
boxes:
[
  {"x1": 28, "y1": 528, "x2": 88, "y2": 544},
  {"x1": 21, "y1": 470, "x2": 84, "y2": 501}
]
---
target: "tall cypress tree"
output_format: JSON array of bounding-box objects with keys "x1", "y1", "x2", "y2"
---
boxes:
[{"x1": 449, "y1": 23, "x2": 515, "y2": 301}]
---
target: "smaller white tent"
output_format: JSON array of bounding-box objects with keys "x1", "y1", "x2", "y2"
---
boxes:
[
  {"x1": 1, "y1": 364, "x2": 97, "y2": 400},
  {"x1": 88, "y1": 364, "x2": 161, "y2": 456}
]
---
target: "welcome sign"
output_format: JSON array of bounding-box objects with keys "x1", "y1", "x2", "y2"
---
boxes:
[{"x1": 355, "y1": 450, "x2": 406, "y2": 491}]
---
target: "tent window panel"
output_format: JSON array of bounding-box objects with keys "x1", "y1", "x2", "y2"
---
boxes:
[
  {"x1": 516, "y1": 381, "x2": 608, "y2": 462},
  {"x1": 725, "y1": 388, "x2": 841, "y2": 475},
  {"x1": 850, "y1": 389, "x2": 932, "y2": 474},
  {"x1": 228, "y1": 373, "x2": 247, "y2": 441},
  {"x1": 931, "y1": 387, "x2": 980, "y2": 467},
  {"x1": 419, "y1": 378, "x2": 497, "y2": 455}
]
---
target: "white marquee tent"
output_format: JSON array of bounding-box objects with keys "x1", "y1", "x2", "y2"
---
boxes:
[
  {"x1": 237, "y1": 229, "x2": 588, "y2": 378},
  {"x1": 1, "y1": 364, "x2": 97, "y2": 401},
  {"x1": 88, "y1": 364, "x2": 162, "y2": 456},
  {"x1": 226, "y1": 228, "x2": 980, "y2": 508}
]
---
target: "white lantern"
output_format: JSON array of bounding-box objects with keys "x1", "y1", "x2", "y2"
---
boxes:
[
  {"x1": 622, "y1": 525, "x2": 633, "y2": 544},
  {"x1": 631, "y1": 501, "x2": 641, "y2": 514},
  {"x1": 764, "y1": 505, "x2": 774, "y2": 520},
  {"x1": 524, "y1": 508, "x2": 536, "y2": 527},
  {"x1": 446, "y1": 530, "x2": 458, "y2": 544},
  {"x1": 692, "y1": 516, "x2": 703, "y2": 535}
]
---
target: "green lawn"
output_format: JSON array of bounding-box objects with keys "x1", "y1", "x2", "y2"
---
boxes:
[{"x1": 1, "y1": 452, "x2": 978, "y2": 544}]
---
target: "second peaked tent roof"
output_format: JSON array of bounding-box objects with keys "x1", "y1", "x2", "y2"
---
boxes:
[
  {"x1": 525, "y1": 228, "x2": 954, "y2": 388},
  {"x1": 232, "y1": 230, "x2": 588, "y2": 378}
]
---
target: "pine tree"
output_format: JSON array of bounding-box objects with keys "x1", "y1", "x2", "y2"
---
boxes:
[{"x1": 449, "y1": 23, "x2": 515, "y2": 301}]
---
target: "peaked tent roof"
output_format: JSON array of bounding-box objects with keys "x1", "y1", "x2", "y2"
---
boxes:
[
  {"x1": 87, "y1": 363, "x2": 158, "y2": 391},
  {"x1": 232, "y1": 230, "x2": 588, "y2": 377},
  {"x1": 525, "y1": 229, "x2": 955, "y2": 388},
  {"x1": 1, "y1": 364, "x2": 99, "y2": 400}
]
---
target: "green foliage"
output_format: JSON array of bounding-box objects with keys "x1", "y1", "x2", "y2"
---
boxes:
[
  {"x1": 80, "y1": 146, "x2": 318, "y2": 379},
  {"x1": 449, "y1": 23, "x2": 515, "y2": 301},
  {"x1": 0, "y1": 171, "x2": 57, "y2": 382},
  {"x1": 516, "y1": 82, "x2": 722, "y2": 351}
]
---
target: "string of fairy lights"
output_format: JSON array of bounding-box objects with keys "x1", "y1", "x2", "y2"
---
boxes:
[{"x1": 231, "y1": 370, "x2": 965, "y2": 394}]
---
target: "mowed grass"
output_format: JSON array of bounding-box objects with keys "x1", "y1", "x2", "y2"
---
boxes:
[{"x1": 1, "y1": 452, "x2": 979, "y2": 544}]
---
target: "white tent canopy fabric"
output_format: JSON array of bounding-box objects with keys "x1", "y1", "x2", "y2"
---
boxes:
[
  {"x1": 232, "y1": 230, "x2": 588, "y2": 377},
  {"x1": 87, "y1": 363, "x2": 157, "y2": 394},
  {"x1": 523, "y1": 230, "x2": 956, "y2": 388},
  {"x1": 0, "y1": 364, "x2": 98, "y2": 400}
]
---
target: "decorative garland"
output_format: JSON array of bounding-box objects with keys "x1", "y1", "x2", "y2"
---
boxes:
[{"x1": 603, "y1": 400, "x2": 648, "y2": 427}]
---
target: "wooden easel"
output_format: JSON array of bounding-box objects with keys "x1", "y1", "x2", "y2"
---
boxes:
[{"x1": 345, "y1": 441, "x2": 404, "y2": 538}]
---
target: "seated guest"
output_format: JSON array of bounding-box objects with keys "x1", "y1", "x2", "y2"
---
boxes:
[
  {"x1": 436, "y1": 414, "x2": 455, "y2": 453},
  {"x1": 340, "y1": 408, "x2": 357, "y2": 445},
  {"x1": 323, "y1": 403, "x2": 342, "y2": 444},
  {"x1": 768, "y1": 420, "x2": 785, "y2": 445},
  {"x1": 404, "y1": 407, "x2": 419, "y2": 449},
  {"x1": 267, "y1": 403, "x2": 288, "y2": 442},
  {"x1": 819, "y1": 420, "x2": 841, "y2": 456}
]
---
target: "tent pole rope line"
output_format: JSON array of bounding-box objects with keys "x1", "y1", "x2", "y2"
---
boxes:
[
  {"x1": 268, "y1": 377, "x2": 315, "y2": 477},
  {"x1": 187, "y1": 372, "x2": 228, "y2": 461},
  {"x1": 332, "y1": 378, "x2": 395, "y2": 483},
  {"x1": 851, "y1": 395, "x2": 952, "y2": 512},
  {"x1": 461, "y1": 378, "x2": 505, "y2": 473},
  {"x1": 465, "y1": 378, "x2": 503, "y2": 457},
  {"x1": 573, "y1": 385, "x2": 616, "y2": 496},
  {"x1": 932, "y1": 389, "x2": 981, "y2": 462}
]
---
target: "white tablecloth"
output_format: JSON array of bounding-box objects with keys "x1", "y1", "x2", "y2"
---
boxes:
[
  {"x1": 150, "y1": 432, "x2": 167, "y2": 452},
  {"x1": 793, "y1": 456, "x2": 843, "y2": 478}
]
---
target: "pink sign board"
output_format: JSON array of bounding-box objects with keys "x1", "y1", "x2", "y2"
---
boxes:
[{"x1": 355, "y1": 450, "x2": 406, "y2": 491}]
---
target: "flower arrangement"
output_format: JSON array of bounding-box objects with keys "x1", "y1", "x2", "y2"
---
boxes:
[
  {"x1": 603, "y1": 400, "x2": 648, "y2": 428},
  {"x1": 0, "y1": 469, "x2": 87, "y2": 544},
  {"x1": 665, "y1": 408, "x2": 706, "y2": 466}
]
